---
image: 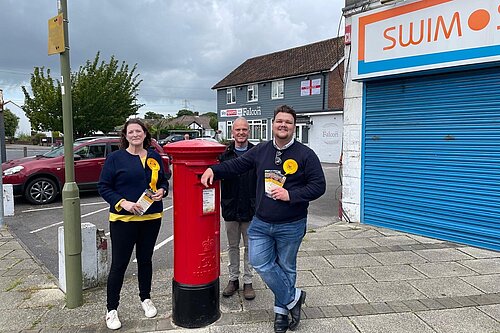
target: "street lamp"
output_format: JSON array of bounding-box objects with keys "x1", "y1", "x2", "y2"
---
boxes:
[
  {"x1": 0, "y1": 89, "x2": 7, "y2": 163},
  {"x1": 0, "y1": 89, "x2": 4, "y2": 229}
]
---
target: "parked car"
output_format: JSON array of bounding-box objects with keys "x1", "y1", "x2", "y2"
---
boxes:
[
  {"x1": 158, "y1": 134, "x2": 185, "y2": 146},
  {"x1": 1, "y1": 137, "x2": 170, "y2": 205}
]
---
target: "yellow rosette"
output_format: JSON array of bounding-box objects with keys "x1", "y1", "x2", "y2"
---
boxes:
[
  {"x1": 283, "y1": 159, "x2": 298, "y2": 175},
  {"x1": 146, "y1": 158, "x2": 160, "y2": 192}
]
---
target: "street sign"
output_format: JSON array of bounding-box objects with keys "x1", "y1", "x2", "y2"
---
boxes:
[{"x1": 48, "y1": 13, "x2": 65, "y2": 55}]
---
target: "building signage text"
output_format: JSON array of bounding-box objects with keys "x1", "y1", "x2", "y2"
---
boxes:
[
  {"x1": 220, "y1": 106, "x2": 262, "y2": 118},
  {"x1": 351, "y1": 0, "x2": 500, "y2": 79}
]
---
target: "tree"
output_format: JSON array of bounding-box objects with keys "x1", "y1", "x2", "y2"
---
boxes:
[
  {"x1": 203, "y1": 112, "x2": 218, "y2": 130},
  {"x1": 176, "y1": 109, "x2": 194, "y2": 117},
  {"x1": 3, "y1": 108, "x2": 19, "y2": 138},
  {"x1": 144, "y1": 111, "x2": 164, "y2": 119},
  {"x1": 22, "y1": 52, "x2": 143, "y2": 137}
]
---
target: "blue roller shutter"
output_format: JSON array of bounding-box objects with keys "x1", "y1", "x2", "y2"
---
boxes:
[{"x1": 363, "y1": 67, "x2": 500, "y2": 251}]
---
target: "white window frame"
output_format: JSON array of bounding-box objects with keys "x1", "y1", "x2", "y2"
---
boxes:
[
  {"x1": 248, "y1": 119, "x2": 267, "y2": 141},
  {"x1": 247, "y1": 84, "x2": 258, "y2": 102},
  {"x1": 226, "y1": 88, "x2": 236, "y2": 104},
  {"x1": 271, "y1": 80, "x2": 284, "y2": 99}
]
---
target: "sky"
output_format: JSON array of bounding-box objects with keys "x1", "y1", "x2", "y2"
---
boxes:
[{"x1": 0, "y1": 0, "x2": 345, "y2": 135}]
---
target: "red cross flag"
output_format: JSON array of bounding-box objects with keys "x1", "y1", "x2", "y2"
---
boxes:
[{"x1": 300, "y1": 79, "x2": 321, "y2": 96}]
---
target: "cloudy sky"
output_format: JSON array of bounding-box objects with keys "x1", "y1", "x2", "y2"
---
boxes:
[{"x1": 0, "y1": 0, "x2": 345, "y2": 135}]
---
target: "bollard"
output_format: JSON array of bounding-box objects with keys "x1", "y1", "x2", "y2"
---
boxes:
[
  {"x1": 165, "y1": 140, "x2": 226, "y2": 328},
  {"x1": 23, "y1": 146, "x2": 27, "y2": 157},
  {"x1": 58, "y1": 223, "x2": 108, "y2": 291}
]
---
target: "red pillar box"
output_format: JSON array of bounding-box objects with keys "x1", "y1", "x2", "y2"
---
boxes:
[{"x1": 164, "y1": 140, "x2": 226, "y2": 328}]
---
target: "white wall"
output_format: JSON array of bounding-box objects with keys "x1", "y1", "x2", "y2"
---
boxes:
[
  {"x1": 341, "y1": 15, "x2": 363, "y2": 222},
  {"x1": 309, "y1": 114, "x2": 343, "y2": 163}
]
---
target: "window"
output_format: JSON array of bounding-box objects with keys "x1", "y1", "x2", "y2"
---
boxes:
[
  {"x1": 247, "y1": 84, "x2": 258, "y2": 102},
  {"x1": 227, "y1": 119, "x2": 267, "y2": 141},
  {"x1": 248, "y1": 119, "x2": 267, "y2": 141},
  {"x1": 75, "y1": 144, "x2": 106, "y2": 159},
  {"x1": 226, "y1": 88, "x2": 236, "y2": 104},
  {"x1": 271, "y1": 80, "x2": 284, "y2": 99},
  {"x1": 295, "y1": 124, "x2": 309, "y2": 144}
]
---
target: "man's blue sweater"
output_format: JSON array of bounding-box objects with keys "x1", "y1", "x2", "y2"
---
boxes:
[
  {"x1": 98, "y1": 149, "x2": 169, "y2": 215},
  {"x1": 211, "y1": 140, "x2": 326, "y2": 224}
]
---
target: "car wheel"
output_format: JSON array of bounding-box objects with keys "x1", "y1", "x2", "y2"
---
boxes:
[{"x1": 24, "y1": 177, "x2": 59, "y2": 205}]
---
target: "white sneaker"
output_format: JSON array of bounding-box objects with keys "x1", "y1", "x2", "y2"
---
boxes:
[
  {"x1": 141, "y1": 299, "x2": 157, "y2": 318},
  {"x1": 106, "y1": 309, "x2": 122, "y2": 330}
]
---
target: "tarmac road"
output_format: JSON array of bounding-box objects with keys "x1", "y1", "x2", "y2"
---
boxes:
[{"x1": 4, "y1": 144, "x2": 340, "y2": 281}]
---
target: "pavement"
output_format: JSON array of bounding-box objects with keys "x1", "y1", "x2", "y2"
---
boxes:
[{"x1": 1, "y1": 220, "x2": 500, "y2": 333}]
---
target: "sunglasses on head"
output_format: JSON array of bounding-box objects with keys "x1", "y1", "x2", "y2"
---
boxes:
[{"x1": 275, "y1": 150, "x2": 282, "y2": 166}]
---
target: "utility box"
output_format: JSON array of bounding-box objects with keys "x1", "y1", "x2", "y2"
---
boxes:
[
  {"x1": 58, "y1": 223, "x2": 108, "y2": 292},
  {"x1": 165, "y1": 140, "x2": 226, "y2": 328}
]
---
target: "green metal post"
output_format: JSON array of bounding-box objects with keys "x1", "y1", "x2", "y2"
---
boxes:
[{"x1": 58, "y1": 0, "x2": 83, "y2": 308}]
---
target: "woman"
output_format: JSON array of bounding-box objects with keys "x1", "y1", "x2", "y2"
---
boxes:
[{"x1": 98, "y1": 119, "x2": 169, "y2": 330}]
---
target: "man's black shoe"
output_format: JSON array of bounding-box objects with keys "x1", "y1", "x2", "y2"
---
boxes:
[
  {"x1": 289, "y1": 290, "x2": 306, "y2": 331},
  {"x1": 274, "y1": 313, "x2": 288, "y2": 333}
]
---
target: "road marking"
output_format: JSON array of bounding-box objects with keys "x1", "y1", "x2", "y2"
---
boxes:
[
  {"x1": 30, "y1": 206, "x2": 110, "y2": 233},
  {"x1": 22, "y1": 201, "x2": 108, "y2": 213}
]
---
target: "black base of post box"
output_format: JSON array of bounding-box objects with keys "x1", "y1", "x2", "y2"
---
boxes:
[{"x1": 172, "y1": 278, "x2": 220, "y2": 328}]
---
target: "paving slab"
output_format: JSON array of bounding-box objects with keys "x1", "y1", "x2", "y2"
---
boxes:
[
  {"x1": 338, "y1": 229, "x2": 385, "y2": 239},
  {"x1": 299, "y1": 239, "x2": 337, "y2": 251},
  {"x1": 412, "y1": 262, "x2": 477, "y2": 278},
  {"x1": 416, "y1": 307, "x2": 500, "y2": 333},
  {"x1": 330, "y1": 238, "x2": 379, "y2": 249},
  {"x1": 414, "y1": 248, "x2": 474, "y2": 262},
  {"x1": 313, "y1": 267, "x2": 375, "y2": 285},
  {"x1": 296, "y1": 256, "x2": 332, "y2": 270},
  {"x1": 369, "y1": 235, "x2": 419, "y2": 247},
  {"x1": 369, "y1": 250, "x2": 428, "y2": 265},
  {"x1": 305, "y1": 285, "x2": 367, "y2": 307},
  {"x1": 460, "y1": 274, "x2": 500, "y2": 294},
  {"x1": 408, "y1": 277, "x2": 483, "y2": 298},
  {"x1": 479, "y1": 304, "x2": 500, "y2": 322},
  {"x1": 459, "y1": 258, "x2": 500, "y2": 274},
  {"x1": 458, "y1": 247, "x2": 500, "y2": 259},
  {"x1": 353, "y1": 281, "x2": 426, "y2": 303},
  {"x1": 324, "y1": 253, "x2": 381, "y2": 268},
  {"x1": 363, "y1": 264, "x2": 426, "y2": 281},
  {"x1": 351, "y1": 312, "x2": 436, "y2": 333},
  {"x1": 296, "y1": 270, "x2": 322, "y2": 287}
]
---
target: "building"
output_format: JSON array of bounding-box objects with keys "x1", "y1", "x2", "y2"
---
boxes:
[
  {"x1": 212, "y1": 37, "x2": 345, "y2": 163},
  {"x1": 342, "y1": 0, "x2": 500, "y2": 251}
]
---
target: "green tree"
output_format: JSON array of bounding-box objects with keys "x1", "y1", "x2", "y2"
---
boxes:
[
  {"x1": 203, "y1": 112, "x2": 218, "y2": 130},
  {"x1": 3, "y1": 108, "x2": 19, "y2": 138},
  {"x1": 22, "y1": 52, "x2": 143, "y2": 137},
  {"x1": 144, "y1": 111, "x2": 164, "y2": 119},
  {"x1": 176, "y1": 109, "x2": 194, "y2": 117}
]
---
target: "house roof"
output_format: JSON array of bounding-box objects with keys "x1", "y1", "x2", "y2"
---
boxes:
[
  {"x1": 166, "y1": 115, "x2": 212, "y2": 129},
  {"x1": 212, "y1": 37, "x2": 344, "y2": 90}
]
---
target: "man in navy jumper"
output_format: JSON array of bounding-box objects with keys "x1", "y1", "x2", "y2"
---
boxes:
[{"x1": 201, "y1": 105, "x2": 326, "y2": 333}]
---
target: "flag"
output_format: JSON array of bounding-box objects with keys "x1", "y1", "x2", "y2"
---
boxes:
[{"x1": 300, "y1": 79, "x2": 321, "y2": 96}]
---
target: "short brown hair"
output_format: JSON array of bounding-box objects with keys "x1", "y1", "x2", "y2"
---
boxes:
[
  {"x1": 273, "y1": 105, "x2": 296, "y2": 124},
  {"x1": 120, "y1": 118, "x2": 152, "y2": 149}
]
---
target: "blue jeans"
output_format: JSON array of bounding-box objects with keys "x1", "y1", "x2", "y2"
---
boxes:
[{"x1": 248, "y1": 216, "x2": 306, "y2": 315}]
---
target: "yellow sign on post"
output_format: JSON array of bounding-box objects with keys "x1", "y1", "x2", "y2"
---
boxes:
[{"x1": 48, "y1": 13, "x2": 65, "y2": 55}]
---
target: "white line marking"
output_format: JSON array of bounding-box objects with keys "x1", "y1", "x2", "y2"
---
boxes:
[
  {"x1": 30, "y1": 206, "x2": 109, "y2": 233},
  {"x1": 163, "y1": 205, "x2": 173, "y2": 211},
  {"x1": 22, "y1": 201, "x2": 107, "y2": 213}
]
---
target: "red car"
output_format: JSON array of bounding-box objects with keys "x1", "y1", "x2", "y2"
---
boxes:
[{"x1": 1, "y1": 137, "x2": 170, "y2": 205}]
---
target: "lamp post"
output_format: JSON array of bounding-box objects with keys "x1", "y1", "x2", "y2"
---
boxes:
[
  {"x1": 0, "y1": 89, "x2": 4, "y2": 229},
  {"x1": 0, "y1": 89, "x2": 6, "y2": 163}
]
